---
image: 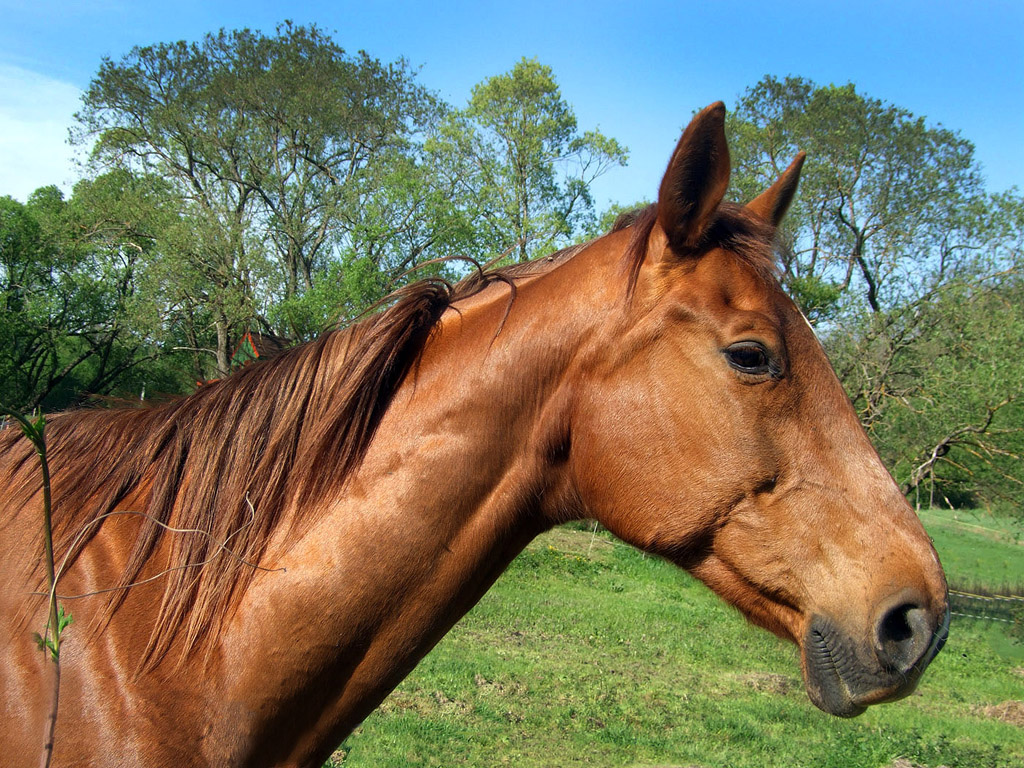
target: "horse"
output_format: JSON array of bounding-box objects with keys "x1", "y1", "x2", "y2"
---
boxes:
[{"x1": 0, "y1": 103, "x2": 949, "y2": 768}]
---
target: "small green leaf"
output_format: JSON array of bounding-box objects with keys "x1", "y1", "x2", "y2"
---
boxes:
[
  {"x1": 32, "y1": 631, "x2": 58, "y2": 661},
  {"x1": 57, "y1": 606, "x2": 73, "y2": 633}
]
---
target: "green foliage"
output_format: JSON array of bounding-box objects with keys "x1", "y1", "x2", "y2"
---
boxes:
[
  {"x1": 6, "y1": 35, "x2": 1023, "y2": 512},
  {"x1": 427, "y1": 58, "x2": 627, "y2": 263},
  {"x1": 1, "y1": 406, "x2": 70, "y2": 659},
  {"x1": 0, "y1": 194, "x2": 50, "y2": 407},
  {"x1": 12, "y1": 32, "x2": 631, "y2": 401},
  {"x1": 728, "y1": 76, "x2": 989, "y2": 313},
  {"x1": 0, "y1": 178, "x2": 180, "y2": 410},
  {"x1": 577, "y1": 199, "x2": 653, "y2": 243},
  {"x1": 33, "y1": 606, "x2": 73, "y2": 663},
  {"x1": 268, "y1": 256, "x2": 382, "y2": 340},
  {"x1": 783, "y1": 273, "x2": 843, "y2": 324},
  {"x1": 75, "y1": 23, "x2": 447, "y2": 376},
  {"x1": 876, "y1": 279, "x2": 1024, "y2": 504},
  {"x1": 2, "y1": 404, "x2": 69, "y2": 767}
]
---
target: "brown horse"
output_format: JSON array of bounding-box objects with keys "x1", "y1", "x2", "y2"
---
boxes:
[{"x1": 1, "y1": 103, "x2": 948, "y2": 767}]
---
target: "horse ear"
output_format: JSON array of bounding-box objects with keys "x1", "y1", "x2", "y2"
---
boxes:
[
  {"x1": 657, "y1": 102, "x2": 731, "y2": 251},
  {"x1": 746, "y1": 152, "x2": 806, "y2": 226}
]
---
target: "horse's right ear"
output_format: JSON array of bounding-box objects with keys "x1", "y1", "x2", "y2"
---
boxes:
[
  {"x1": 746, "y1": 152, "x2": 806, "y2": 226},
  {"x1": 657, "y1": 102, "x2": 731, "y2": 252}
]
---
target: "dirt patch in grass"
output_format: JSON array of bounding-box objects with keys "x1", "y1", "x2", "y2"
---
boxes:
[
  {"x1": 979, "y1": 699, "x2": 1024, "y2": 726},
  {"x1": 376, "y1": 689, "x2": 471, "y2": 717},
  {"x1": 736, "y1": 672, "x2": 796, "y2": 695},
  {"x1": 473, "y1": 672, "x2": 527, "y2": 697}
]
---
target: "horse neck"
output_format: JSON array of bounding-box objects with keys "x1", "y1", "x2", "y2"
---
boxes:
[
  {"x1": 390, "y1": 246, "x2": 619, "y2": 520},
  {"x1": 217, "y1": 243, "x2": 622, "y2": 765},
  {"x1": 320, "y1": 252, "x2": 608, "y2": 561}
]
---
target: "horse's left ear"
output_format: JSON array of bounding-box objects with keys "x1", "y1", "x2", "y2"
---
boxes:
[
  {"x1": 746, "y1": 152, "x2": 807, "y2": 226},
  {"x1": 657, "y1": 102, "x2": 731, "y2": 251}
]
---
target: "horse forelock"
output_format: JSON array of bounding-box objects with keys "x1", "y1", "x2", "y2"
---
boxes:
[{"x1": 622, "y1": 202, "x2": 780, "y2": 298}]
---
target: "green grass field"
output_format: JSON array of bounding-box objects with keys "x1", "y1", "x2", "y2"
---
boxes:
[
  {"x1": 918, "y1": 507, "x2": 1023, "y2": 592},
  {"x1": 328, "y1": 514, "x2": 1024, "y2": 768}
]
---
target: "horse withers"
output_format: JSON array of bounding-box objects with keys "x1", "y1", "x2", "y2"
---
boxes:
[{"x1": 0, "y1": 103, "x2": 948, "y2": 767}]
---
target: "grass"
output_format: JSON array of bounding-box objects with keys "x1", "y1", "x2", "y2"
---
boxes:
[
  {"x1": 917, "y1": 507, "x2": 1024, "y2": 593},
  {"x1": 327, "y1": 516, "x2": 1024, "y2": 768}
]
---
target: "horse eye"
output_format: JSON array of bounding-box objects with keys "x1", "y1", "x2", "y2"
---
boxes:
[{"x1": 724, "y1": 342, "x2": 773, "y2": 376}]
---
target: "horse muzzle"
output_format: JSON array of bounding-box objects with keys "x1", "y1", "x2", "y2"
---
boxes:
[{"x1": 801, "y1": 594, "x2": 950, "y2": 717}]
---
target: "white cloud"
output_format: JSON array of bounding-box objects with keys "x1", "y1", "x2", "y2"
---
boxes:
[{"x1": 0, "y1": 65, "x2": 82, "y2": 202}]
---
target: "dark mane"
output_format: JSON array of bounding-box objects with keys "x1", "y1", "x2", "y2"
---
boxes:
[{"x1": 621, "y1": 202, "x2": 778, "y2": 297}]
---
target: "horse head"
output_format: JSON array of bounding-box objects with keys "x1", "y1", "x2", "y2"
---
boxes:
[{"x1": 567, "y1": 103, "x2": 948, "y2": 717}]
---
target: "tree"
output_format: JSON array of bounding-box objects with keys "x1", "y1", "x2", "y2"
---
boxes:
[
  {"x1": 728, "y1": 75, "x2": 1024, "y2": 508},
  {"x1": 74, "y1": 23, "x2": 446, "y2": 369},
  {"x1": 428, "y1": 58, "x2": 627, "y2": 262},
  {"x1": 58, "y1": 170, "x2": 192, "y2": 398},
  {"x1": 0, "y1": 192, "x2": 53, "y2": 409},
  {"x1": 866, "y1": 277, "x2": 1024, "y2": 507},
  {"x1": 727, "y1": 76, "x2": 990, "y2": 318},
  {"x1": 0, "y1": 175, "x2": 178, "y2": 410}
]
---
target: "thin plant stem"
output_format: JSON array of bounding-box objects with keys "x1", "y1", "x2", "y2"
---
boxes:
[{"x1": 2, "y1": 407, "x2": 63, "y2": 768}]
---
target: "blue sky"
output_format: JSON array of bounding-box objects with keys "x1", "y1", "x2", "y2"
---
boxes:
[{"x1": 1, "y1": 0, "x2": 1021, "y2": 208}]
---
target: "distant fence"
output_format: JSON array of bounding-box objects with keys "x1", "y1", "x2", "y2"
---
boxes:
[{"x1": 949, "y1": 590, "x2": 1024, "y2": 625}]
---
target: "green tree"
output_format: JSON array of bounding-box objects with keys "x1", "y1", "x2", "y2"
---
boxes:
[
  {"x1": 0, "y1": 192, "x2": 52, "y2": 408},
  {"x1": 581, "y1": 200, "x2": 654, "y2": 242},
  {"x1": 728, "y1": 76, "x2": 987, "y2": 317},
  {"x1": 865, "y1": 277, "x2": 1024, "y2": 507},
  {"x1": 0, "y1": 176, "x2": 177, "y2": 410},
  {"x1": 428, "y1": 58, "x2": 627, "y2": 262},
  {"x1": 59, "y1": 170, "x2": 191, "y2": 397},
  {"x1": 74, "y1": 23, "x2": 447, "y2": 367}
]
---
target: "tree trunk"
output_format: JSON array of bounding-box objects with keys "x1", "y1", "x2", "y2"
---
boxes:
[{"x1": 215, "y1": 318, "x2": 231, "y2": 379}]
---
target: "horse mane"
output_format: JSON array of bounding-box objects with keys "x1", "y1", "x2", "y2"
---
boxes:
[{"x1": 0, "y1": 202, "x2": 778, "y2": 666}]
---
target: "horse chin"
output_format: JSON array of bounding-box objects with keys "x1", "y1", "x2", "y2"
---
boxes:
[
  {"x1": 799, "y1": 614, "x2": 935, "y2": 718},
  {"x1": 802, "y1": 670, "x2": 870, "y2": 719}
]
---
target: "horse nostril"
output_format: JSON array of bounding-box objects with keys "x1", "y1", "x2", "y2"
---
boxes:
[
  {"x1": 880, "y1": 604, "x2": 915, "y2": 642},
  {"x1": 875, "y1": 602, "x2": 932, "y2": 673}
]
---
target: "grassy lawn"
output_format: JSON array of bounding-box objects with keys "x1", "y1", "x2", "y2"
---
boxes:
[
  {"x1": 329, "y1": 516, "x2": 1024, "y2": 768},
  {"x1": 917, "y1": 507, "x2": 1023, "y2": 592}
]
